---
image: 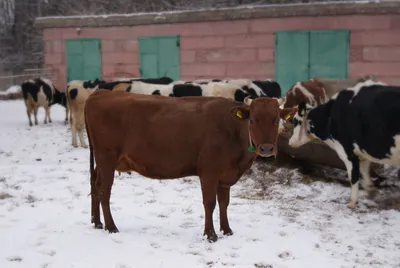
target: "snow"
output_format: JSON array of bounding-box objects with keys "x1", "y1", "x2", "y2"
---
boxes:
[
  {"x1": 35, "y1": 0, "x2": 382, "y2": 21},
  {"x1": 1, "y1": 99, "x2": 400, "y2": 268},
  {"x1": 0, "y1": 85, "x2": 21, "y2": 95}
]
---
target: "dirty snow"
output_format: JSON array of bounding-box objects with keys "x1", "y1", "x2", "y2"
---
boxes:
[
  {"x1": 0, "y1": 85, "x2": 21, "y2": 95},
  {"x1": 1, "y1": 100, "x2": 400, "y2": 268}
]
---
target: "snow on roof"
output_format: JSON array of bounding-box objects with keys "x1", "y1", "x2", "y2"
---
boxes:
[{"x1": 35, "y1": 0, "x2": 383, "y2": 21}]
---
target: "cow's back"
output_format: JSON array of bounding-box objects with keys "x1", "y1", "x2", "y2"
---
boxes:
[
  {"x1": 316, "y1": 78, "x2": 362, "y2": 97},
  {"x1": 85, "y1": 90, "x2": 249, "y2": 179}
]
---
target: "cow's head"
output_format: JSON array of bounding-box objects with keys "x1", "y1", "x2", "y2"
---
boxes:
[
  {"x1": 284, "y1": 80, "x2": 327, "y2": 109},
  {"x1": 289, "y1": 99, "x2": 335, "y2": 148},
  {"x1": 52, "y1": 88, "x2": 67, "y2": 108},
  {"x1": 229, "y1": 96, "x2": 296, "y2": 158}
]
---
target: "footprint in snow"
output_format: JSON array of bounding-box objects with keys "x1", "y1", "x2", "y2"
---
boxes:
[
  {"x1": 7, "y1": 256, "x2": 23, "y2": 262},
  {"x1": 277, "y1": 251, "x2": 293, "y2": 260}
]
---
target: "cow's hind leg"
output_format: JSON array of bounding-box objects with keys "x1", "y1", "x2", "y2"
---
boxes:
[
  {"x1": 91, "y1": 167, "x2": 103, "y2": 229},
  {"x1": 98, "y1": 166, "x2": 119, "y2": 233},
  {"x1": 217, "y1": 184, "x2": 233, "y2": 236},
  {"x1": 347, "y1": 156, "x2": 361, "y2": 209},
  {"x1": 71, "y1": 120, "x2": 78, "y2": 148},
  {"x1": 200, "y1": 177, "x2": 219, "y2": 242},
  {"x1": 33, "y1": 107, "x2": 39, "y2": 125},
  {"x1": 77, "y1": 124, "x2": 88, "y2": 148},
  {"x1": 360, "y1": 159, "x2": 373, "y2": 191},
  {"x1": 26, "y1": 104, "x2": 33, "y2": 127}
]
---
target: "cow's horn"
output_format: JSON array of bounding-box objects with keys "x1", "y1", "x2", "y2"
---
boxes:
[
  {"x1": 276, "y1": 98, "x2": 285, "y2": 106},
  {"x1": 244, "y1": 96, "x2": 253, "y2": 105}
]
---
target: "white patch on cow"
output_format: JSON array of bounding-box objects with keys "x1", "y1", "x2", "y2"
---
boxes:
[
  {"x1": 200, "y1": 82, "x2": 238, "y2": 100},
  {"x1": 170, "y1": 80, "x2": 186, "y2": 85},
  {"x1": 278, "y1": 120, "x2": 284, "y2": 134},
  {"x1": 331, "y1": 91, "x2": 340, "y2": 100},
  {"x1": 129, "y1": 81, "x2": 174, "y2": 96},
  {"x1": 40, "y1": 77, "x2": 56, "y2": 93},
  {"x1": 223, "y1": 79, "x2": 264, "y2": 97},
  {"x1": 293, "y1": 82, "x2": 316, "y2": 106},
  {"x1": 346, "y1": 79, "x2": 387, "y2": 99},
  {"x1": 353, "y1": 136, "x2": 400, "y2": 165},
  {"x1": 359, "y1": 160, "x2": 373, "y2": 191}
]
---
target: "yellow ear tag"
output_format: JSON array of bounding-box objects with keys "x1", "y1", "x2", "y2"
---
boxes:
[
  {"x1": 300, "y1": 109, "x2": 305, "y2": 116},
  {"x1": 284, "y1": 114, "x2": 291, "y2": 121},
  {"x1": 236, "y1": 110, "x2": 243, "y2": 119}
]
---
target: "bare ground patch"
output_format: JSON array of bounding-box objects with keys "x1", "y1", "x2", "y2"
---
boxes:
[
  {"x1": 0, "y1": 192, "x2": 12, "y2": 200},
  {"x1": 239, "y1": 156, "x2": 400, "y2": 212}
]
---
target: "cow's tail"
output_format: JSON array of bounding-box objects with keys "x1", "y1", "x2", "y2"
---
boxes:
[{"x1": 85, "y1": 101, "x2": 95, "y2": 197}]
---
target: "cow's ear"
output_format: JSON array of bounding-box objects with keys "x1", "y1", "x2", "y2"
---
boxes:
[
  {"x1": 229, "y1": 106, "x2": 250, "y2": 121},
  {"x1": 280, "y1": 107, "x2": 297, "y2": 121},
  {"x1": 298, "y1": 102, "x2": 307, "y2": 117}
]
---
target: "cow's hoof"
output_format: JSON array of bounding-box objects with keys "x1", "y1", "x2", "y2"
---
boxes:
[
  {"x1": 204, "y1": 231, "x2": 218, "y2": 243},
  {"x1": 29, "y1": 123, "x2": 33, "y2": 127},
  {"x1": 373, "y1": 176, "x2": 386, "y2": 187},
  {"x1": 72, "y1": 144, "x2": 78, "y2": 148},
  {"x1": 106, "y1": 226, "x2": 119, "y2": 233},
  {"x1": 81, "y1": 144, "x2": 88, "y2": 149},
  {"x1": 44, "y1": 121, "x2": 47, "y2": 124},
  {"x1": 222, "y1": 228, "x2": 233, "y2": 236},
  {"x1": 94, "y1": 222, "x2": 103, "y2": 229},
  {"x1": 347, "y1": 201, "x2": 356, "y2": 209},
  {"x1": 35, "y1": 122, "x2": 38, "y2": 125}
]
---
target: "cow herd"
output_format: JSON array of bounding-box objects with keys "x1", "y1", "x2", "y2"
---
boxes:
[{"x1": 18, "y1": 74, "x2": 400, "y2": 242}]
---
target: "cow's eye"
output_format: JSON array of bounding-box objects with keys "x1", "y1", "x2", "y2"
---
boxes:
[
  {"x1": 249, "y1": 119, "x2": 254, "y2": 124},
  {"x1": 275, "y1": 119, "x2": 280, "y2": 125}
]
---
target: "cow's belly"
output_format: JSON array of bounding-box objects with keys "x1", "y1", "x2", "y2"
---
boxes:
[
  {"x1": 115, "y1": 145, "x2": 200, "y2": 179},
  {"x1": 353, "y1": 134, "x2": 400, "y2": 165}
]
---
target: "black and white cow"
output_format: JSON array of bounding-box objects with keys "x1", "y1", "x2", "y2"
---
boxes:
[
  {"x1": 125, "y1": 80, "x2": 288, "y2": 132},
  {"x1": 173, "y1": 78, "x2": 282, "y2": 98},
  {"x1": 21, "y1": 77, "x2": 68, "y2": 126},
  {"x1": 66, "y1": 79, "x2": 107, "y2": 148},
  {"x1": 126, "y1": 80, "x2": 260, "y2": 102},
  {"x1": 287, "y1": 79, "x2": 396, "y2": 208}
]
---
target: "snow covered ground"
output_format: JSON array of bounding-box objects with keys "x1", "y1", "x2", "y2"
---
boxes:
[{"x1": 1, "y1": 99, "x2": 400, "y2": 268}]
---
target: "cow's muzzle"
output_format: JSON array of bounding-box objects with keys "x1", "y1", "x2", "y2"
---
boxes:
[{"x1": 257, "y1": 144, "x2": 276, "y2": 158}]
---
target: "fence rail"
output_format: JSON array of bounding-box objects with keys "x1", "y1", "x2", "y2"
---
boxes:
[{"x1": 0, "y1": 68, "x2": 57, "y2": 92}]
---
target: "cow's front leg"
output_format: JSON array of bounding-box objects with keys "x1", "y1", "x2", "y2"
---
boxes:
[
  {"x1": 43, "y1": 105, "x2": 49, "y2": 124},
  {"x1": 347, "y1": 156, "x2": 361, "y2": 209},
  {"x1": 217, "y1": 184, "x2": 233, "y2": 236},
  {"x1": 65, "y1": 106, "x2": 69, "y2": 124},
  {"x1": 200, "y1": 177, "x2": 219, "y2": 242}
]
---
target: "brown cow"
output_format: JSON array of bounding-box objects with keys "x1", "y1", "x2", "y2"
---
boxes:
[
  {"x1": 284, "y1": 75, "x2": 376, "y2": 108},
  {"x1": 85, "y1": 90, "x2": 296, "y2": 242}
]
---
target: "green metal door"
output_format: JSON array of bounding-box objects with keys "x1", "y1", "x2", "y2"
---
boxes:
[
  {"x1": 274, "y1": 30, "x2": 349, "y2": 95},
  {"x1": 309, "y1": 30, "x2": 349, "y2": 79},
  {"x1": 65, "y1": 38, "x2": 102, "y2": 82},
  {"x1": 138, "y1": 35, "x2": 180, "y2": 81},
  {"x1": 275, "y1": 31, "x2": 310, "y2": 95}
]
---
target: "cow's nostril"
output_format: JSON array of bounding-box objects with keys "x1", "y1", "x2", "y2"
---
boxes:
[
  {"x1": 269, "y1": 146, "x2": 274, "y2": 153},
  {"x1": 260, "y1": 147, "x2": 265, "y2": 153}
]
